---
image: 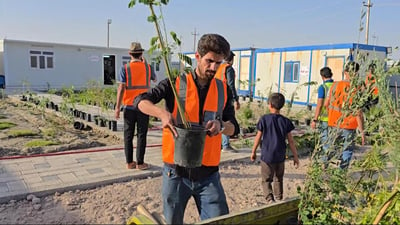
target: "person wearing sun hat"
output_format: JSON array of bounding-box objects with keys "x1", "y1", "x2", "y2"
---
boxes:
[{"x1": 115, "y1": 42, "x2": 157, "y2": 170}]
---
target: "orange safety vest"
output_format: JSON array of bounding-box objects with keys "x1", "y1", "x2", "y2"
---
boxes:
[
  {"x1": 162, "y1": 73, "x2": 227, "y2": 166},
  {"x1": 215, "y1": 63, "x2": 229, "y2": 83},
  {"x1": 122, "y1": 61, "x2": 151, "y2": 106},
  {"x1": 327, "y1": 81, "x2": 358, "y2": 129},
  {"x1": 365, "y1": 73, "x2": 379, "y2": 96}
]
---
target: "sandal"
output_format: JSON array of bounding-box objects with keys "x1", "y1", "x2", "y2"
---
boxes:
[
  {"x1": 126, "y1": 161, "x2": 137, "y2": 169},
  {"x1": 136, "y1": 163, "x2": 150, "y2": 170}
]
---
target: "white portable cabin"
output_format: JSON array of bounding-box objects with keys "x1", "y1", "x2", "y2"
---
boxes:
[
  {"x1": 253, "y1": 43, "x2": 390, "y2": 106},
  {"x1": 0, "y1": 39, "x2": 166, "y2": 92},
  {"x1": 183, "y1": 47, "x2": 256, "y2": 96}
]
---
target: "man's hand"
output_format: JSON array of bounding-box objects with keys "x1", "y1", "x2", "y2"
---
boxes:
[
  {"x1": 234, "y1": 101, "x2": 240, "y2": 110},
  {"x1": 310, "y1": 120, "x2": 317, "y2": 129},
  {"x1": 115, "y1": 108, "x2": 120, "y2": 120},
  {"x1": 293, "y1": 156, "x2": 299, "y2": 169},
  {"x1": 204, "y1": 120, "x2": 221, "y2": 137},
  {"x1": 160, "y1": 111, "x2": 177, "y2": 137},
  {"x1": 250, "y1": 152, "x2": 257, "y2": 161}
]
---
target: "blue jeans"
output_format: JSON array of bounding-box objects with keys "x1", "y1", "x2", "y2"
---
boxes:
[
  {"x1": 326, "y1": 127, "x2": 356, "y2": 169},
  {"x1": 318, "y1": 121, "x2": 329, "y2": 161},
  {"x1": 162, "y1": 165, "x2": 229, "y2": 224},
  {"x1": 222, "y1": 134, "x2": 230, "y2": 148}
]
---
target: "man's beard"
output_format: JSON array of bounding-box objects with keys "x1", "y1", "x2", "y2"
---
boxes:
[{"x1": 205, "y1": 70, "x2": 216, "y2": 79}]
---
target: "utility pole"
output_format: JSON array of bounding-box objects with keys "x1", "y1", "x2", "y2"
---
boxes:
[
  {"x1": 363, "y1": 0, "x2": 373, "y2": 45},
  {"x1": 107, "y1": 19, "x2": 112, "y2": 48},
  {"x1": 191, "y1": 28, "x2": 199, "y2": 52}
]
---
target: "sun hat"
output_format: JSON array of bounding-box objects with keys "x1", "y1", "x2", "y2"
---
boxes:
[{"x1": 129, "y1": 42, "x2": 144, "y2": 53}]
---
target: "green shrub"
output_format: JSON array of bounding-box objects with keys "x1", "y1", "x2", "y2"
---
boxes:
[
  {"x1": 25, "y1": 139, "x2": 60, "y2": 148},
  {"x1": 0, "y1": 121, "x2": 16, "y2": 130},
  {"x1": 7, "y1": 129, "x2": 38, "y2": 137}
]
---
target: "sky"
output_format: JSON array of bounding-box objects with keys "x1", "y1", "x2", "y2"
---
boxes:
[{"x1": 1, "y1": 0, "x2": 400, "y2": 60}]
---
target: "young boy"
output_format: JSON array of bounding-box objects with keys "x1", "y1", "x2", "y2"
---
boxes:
[{"x1": 250, "y1": 92, "x2": 299, "y2": 203}]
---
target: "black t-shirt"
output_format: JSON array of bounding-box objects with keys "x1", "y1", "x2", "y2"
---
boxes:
[
  {"x1": 257, "y1": 113, "x2": 294, "y2": 164},
  {"x1": 133, "y1": 72, "x2": 240, "y2": 181}
]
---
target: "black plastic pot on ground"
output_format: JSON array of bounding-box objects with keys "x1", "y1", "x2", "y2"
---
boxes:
[
  {"x1": 80, "y1": 112, "x2": 86, "y2": 120},
  {"x1": 305, "y1": 119, "x2": 311, "y2": 126},
  {"x1": 87, "y1": 114, "x2": 92, "y2": 122},
  {"x1": 73, "y1": 121, "x2": 85, "y2": 130},
  {"x1": 54, "y1": 104, "x2": 59, "y2": 111},
  {"x1": 99, "y1": 118, "x2": 107, "y2": 127},
  {"x1": 50, "y1": 101, "x2": 55, "y2": 109},
  {"x1": 111, "y1": 120, "x2": 117, "y2": 131},
  {"x1": 93, "y1": 115, "x2": 100, "y2": 125}
]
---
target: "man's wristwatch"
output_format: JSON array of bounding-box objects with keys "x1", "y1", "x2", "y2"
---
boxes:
[{"x1": 312, "y1": 119, "x2": 318, "y2": 123}]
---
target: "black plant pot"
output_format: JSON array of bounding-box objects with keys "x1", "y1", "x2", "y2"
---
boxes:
[
  {"x1": 307, "y1": 104, "x2": 312, "y2": 111},
  {"x1": 87, "y1": 114, "x2": 92, "y2": 122},
  {"x1": 54, "y1": 105, "x2": 59, "y2": 111},
  {"x1": 73, "y1": 121, "x2": 85, "y2": 130},
  {"x1": 80, "y1": 112, "x2": 86, "y2": 120},
  {"x1": 111, "y1": 120, "x2": 117, "y2": 131},
  {"x1": 99, "y1": 118, "x2": 107, "y2": 127},
  {"x1": 305, "y1": 119, "x2": 311, "y2": 126}
]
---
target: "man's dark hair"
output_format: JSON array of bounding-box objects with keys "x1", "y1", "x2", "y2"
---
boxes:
[
  {"x1": 197, "y1": 34, "x2": 230, "y2": 59},
  {"x1": 268, "y1": 93, "x2": 285, "y2": 110},
  {"x1": 368, "y1": 62, "x2": 377, "y2": 73},
  {"x1": 226, "y1": 51, "x2": 235, "y2": 62},
  {"x1": 344, "y1": 61, "x2": 360, "y2": 73},
  {"x1": 130, "y1": 52, "x2": 142, "y2": 59},
  {"x1": 320, "y1": 67, "x2": 333, "y2": 78}
]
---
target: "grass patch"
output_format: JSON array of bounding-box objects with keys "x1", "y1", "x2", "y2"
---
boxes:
[
  {"x1": 0, "y1": 121, "x2": 16, "y2": 130},
  {"x1": 25, "y1": 139, "x2": 60, "y2": 148},
  {"x1": 7, "y1": 129, "x2": 38, "y2": 137},
  {"x1": 41, "y1": 128, "x2": 57, "y2": 138}
]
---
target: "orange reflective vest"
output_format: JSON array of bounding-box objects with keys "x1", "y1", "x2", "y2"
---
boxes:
[
  {"x1": 122, "y1": 61, "x2": 151, "y2": 106},
  {"x1": 365, "y1": 73, "x2": 379, "y2": 96},
  {"x1": 327, "y1": 81, "x2": 358, "y2": 129},
  {"x1": 162, "y1": 73, "x2": 227, "y2": 166},
  {"x1": 215, "y1": 63, "x2": 229, "y2": 83}
]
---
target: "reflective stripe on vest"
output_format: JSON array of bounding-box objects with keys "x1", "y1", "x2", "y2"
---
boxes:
[
  {"x1": 319, "y1": 82, "x2": 333, "y2": 122},
  {"x1": 162, "y1": 73, "x2": 227, "y2": 166},
  {"x1": 122, "y1": 61, "x2": 151, "y2": 106},
  {"x1": 327, "y1": 81, "x2": 358, "y2": 129},
  {"x1": 215, "y1": 63, "x2": 228, "y2": 83}
]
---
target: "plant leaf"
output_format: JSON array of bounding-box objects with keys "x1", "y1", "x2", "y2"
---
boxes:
[
  {"x1": 160, "y1": 0, "x2": 169, "y2": 5},
  {"x1": 150, "y1": 36, "x2": 159, "y2": 46},
  {"x1": 128, "y1": 0, "x2": 136, "y2": 8},
  {"x1": 147, "y1": 15, "x2": 156, "y2": 22},
  {"x1": 170, "y1": 31, "x2": 181, "y2": 46},
  {"x1": 178, "y1": 53, "x2": 192, "y2": 67}
]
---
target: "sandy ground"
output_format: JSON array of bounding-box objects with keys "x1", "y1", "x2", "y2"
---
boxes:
[
  {"x1": 0, "y1": 157, "x2": 310, "y2": 224},
  {"x1": 0, "y1": 96, "x2": 311, "y2": 224}
]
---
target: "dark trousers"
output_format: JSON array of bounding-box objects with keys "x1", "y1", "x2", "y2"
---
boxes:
[
  {"x1": 260, "y1": 160, "x2": 285, "y2": 200},
  {"x1": 123, "y1": 108, "x2": 149, "y2": 165}
]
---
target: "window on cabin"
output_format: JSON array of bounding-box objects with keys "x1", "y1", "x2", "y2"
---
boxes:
[
  {"x1": 122, "y1": 56, "x2": 131, "y2": 65},
  {"x1": 29, "y1": 50, "x2": 54, "y2": 69},
  {"x1": 283, "y1": 61, "x2": 300, "y2": 83}
]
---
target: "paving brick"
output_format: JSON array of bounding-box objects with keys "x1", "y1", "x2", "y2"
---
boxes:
[
  {"x1": 33, "y1": 162, "x2": 51, "y2": 169},
  {"x1": 58, "y1": 173, "x2": 78, "y2": 183},
  {"x1": 7, "y1": 180, "x2": 27, "y2": 192},
  {"x1": 41, "y1": 175, "x2": 60, "y2": 182},
  {"x1": 0, "y1": 182, "x2": 9, "y2": 193}
]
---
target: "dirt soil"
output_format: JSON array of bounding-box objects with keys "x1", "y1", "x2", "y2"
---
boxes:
[
  {"x1": 0, "y1": 97, "x2": 120, "y2": 157},
  {"x1": 0, "y1": 158, "x2": 310, "y2": 224},
  {"x1": 0, "y1": 96, "x2": 311, "y2": 224}
]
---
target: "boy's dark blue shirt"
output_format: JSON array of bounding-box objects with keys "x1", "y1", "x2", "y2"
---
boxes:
[{"x1": 257, "y1": 113, "x2": 295, "y2": 164}]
